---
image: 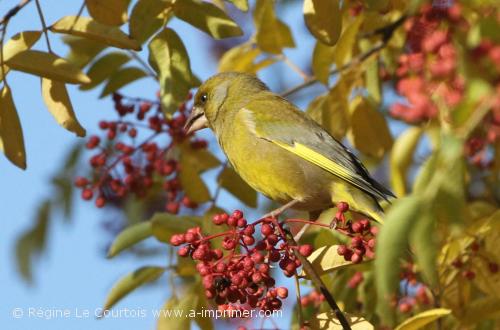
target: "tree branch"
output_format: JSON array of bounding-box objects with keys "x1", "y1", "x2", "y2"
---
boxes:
[
  {"x1": 281, "y1": 15, "x2": 407, "y2": 98},
  {"x1": 284, "y1": 229, "x2": 352, "y2": 330},
  {"x1": 34, "y1": 0, "x2": 52, "y2": 53},
  {"x1": 0, "y1": 0, "x2": 33, "y2": 26}
]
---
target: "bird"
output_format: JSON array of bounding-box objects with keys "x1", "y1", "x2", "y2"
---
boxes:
[{"x1": 184, "y1": 72, "x2": 394, "y2": 223}]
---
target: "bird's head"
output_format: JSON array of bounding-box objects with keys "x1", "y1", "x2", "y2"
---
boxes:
[{"x1": 184, "y1": 72, "x2": 268, "y2": 134}]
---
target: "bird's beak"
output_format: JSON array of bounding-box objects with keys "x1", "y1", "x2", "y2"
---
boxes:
[{"x1": 184, "y1": 106, "x2": 208, "y2": 135}]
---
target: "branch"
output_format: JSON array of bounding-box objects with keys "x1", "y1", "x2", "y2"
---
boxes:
[
  {"x1": 284, "y1": 229, "x2": 352, "y2": 330},
  {"x1": 0, "y1": 0, "x2": 32, "y2": 26},
  {"x1": 280, "y1": 15, "x2": 407, "y2": 98},
  {"x1": 35, "y1": 0, "x2": 52, "y2": 53}
]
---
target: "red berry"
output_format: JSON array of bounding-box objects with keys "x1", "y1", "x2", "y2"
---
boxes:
[
  {"x1": 299, "y1": 244, "x2": 313, "y2": 257},
  {"x1": 166, "y1": 202, "x2": 180, "y2": 214},
  {"x1": 261, "y1": 224, "x2": 273, "y2": 236},
  {"x1": 276, "y1": 287, "x2": 288, "y2": 299},
  {"x1": 237, "y1": 218, "x2": 247, "y2": 228},
  {"x1": 227, "y1": 216, "x2": 238, "y2": 227},
  {"x1": 170, "y1": 234, "x2": 185, "y2": 246},
  {"x1": 95, "y1": 196, "x2": 106, "y2": 208},
  {"x1": 81, "y1": 188, "x2": 93, "y2": 200},
  {"x1": 463, "y1": 270, "x2": 475, "y2": 280},
  {"x1": 351, "y1": 221, "x2": 363, "y2": 233},
  {"x1": 232, "y1": 210, "x2": 243, "y2": 219},
  {"x1": 351, "y1": 253, "x2": 362, "y2": 264},
  {"x1": 351, "y1": 236, "x2": 363, "y2": 248},
  {"x1": 74, "y1": 177, "x2": 89, "y2": 187},
  {"x1": 337, "y1": 245, "x2": 348, "y2": 256},
  {"x1": 489, "y1": 263, "x2": 499, "y2": 274},
  {"x1": 178, "y1": 246, "x2": 189, "y2": 257},
  {"x1": 337, "y1": 202, "x2": 349, "y2": 212},
  {"x1": 399, "y1": 302, "x2": 413, "y2": 313}
]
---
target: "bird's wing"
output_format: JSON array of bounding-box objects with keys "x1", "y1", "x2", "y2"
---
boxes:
[{"x1": 240, "y1": 95, "x2": 395, "y2": 202}]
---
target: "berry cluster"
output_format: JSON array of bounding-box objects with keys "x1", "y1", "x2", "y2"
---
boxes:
[
  {"x1": 75, "y1": 92, "x2": 206, "y2": 212},
  {"x1": 170, "y1": 210, "x2": 313, "y2": 312},
  {"x1": 300, "y1": 290, "x2": 325, "y2": 308},
  {"x1": 391, "y1": 264, "x2": 433, "y2": 314},
  {"x1": 451, "y1": 240, "x2": 498, "y2": 280},
  {"x1": 332, "y1": 203, "x2": 378, "y2": 264},
  {"x1": 390, "y1": 2, "x2": 500, "y2": 167}
]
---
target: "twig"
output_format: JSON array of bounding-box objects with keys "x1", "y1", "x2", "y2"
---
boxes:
[
  {"x1": 0, "y1": 25, "x2": 8, "y2": 86},
  {"x1": 281, "y1": 15, "x2": 407, "y2": 98},
  {"x1": 283, "y1": 227, "x2": 352, "y2": 330},
  {"x1": 128, "y1": 50, "x2": 157, "y2": 78},
  {"x1": 294, "y1": 273, "x2": 305, "y2": 328},
  {"x1": 279, "y1": 54, "x2": 309, "y2": 81},
  {"x1": 0, "y1": 0, "x2": 33, "y2": 26},
  {"x1": 34, "y1": 0, "x2": 52, "y2": 53}
]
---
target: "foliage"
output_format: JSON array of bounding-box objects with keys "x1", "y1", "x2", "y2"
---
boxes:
[{"x1": 4, "y1": 0, "x2": 500, "y2": 329}]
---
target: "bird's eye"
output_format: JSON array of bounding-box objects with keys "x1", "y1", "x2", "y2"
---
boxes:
[{"x1": 200, "y1": 93, "x2": 208, "y2": 104}]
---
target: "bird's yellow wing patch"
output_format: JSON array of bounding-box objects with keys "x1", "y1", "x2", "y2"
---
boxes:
[{"x1": 272, "y1": 141, "x2": 367, "y2": 193}]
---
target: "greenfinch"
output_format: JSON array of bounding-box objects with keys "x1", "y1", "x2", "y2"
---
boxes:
[{"x1": 184, "y1": 72, "x2": 394, "y2": 222}]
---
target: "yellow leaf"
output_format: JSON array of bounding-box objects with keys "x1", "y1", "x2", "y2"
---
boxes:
[
  {"x1": 218, "y1": 43, "x2": 276, "y2": 74},
  {"x1": 7, "y1": 50, "x2": 91, "y2": 84},
  {"x1": 4, "y1": 31, "x2": 42, "y2": 61},
  {"x1": 1, "y1": 31, "x2": 42, "y2": 81},
  {"x1": 50, "y1": 16, "x2": 141, "y2": 51},
  {"x1": 312, "y1": 41, "x2": 335, "y2": 84},
  {"x1": 100, "y1": 66, "x2": 147, "y2": 97},
  {"x1": 303, "y1": 0, "x2": 341, "y2": 46},
  {"x1": 0, "y1": 86, "x2": 26, "y2": 169},
  {"x1": 148, "y1": 28, "x2": 198, "y2": 114},
  {"x1": 42, "y1": 78, "x2": 86, "y2": 137},
  {"x1": 301, "y1": 245, "x2": 360, "y2": 277},
  {"x1": 218, "y1": 166, "x2": 257, "y2": 207},
  {"x1": 102, "y1": 266, "x2": 165, "y2": 311},
  {"x1": 85, "y1": 0, "x2": 129, "y2": 26},
  {"x1": 390, "y1": 127, "x2": 423, "y2": 197},
  {"x1": 460, "y1": 296, "x2": 500, "y2": 325},
  {"x1": 394, "y1": 308, "x2": 451, "y2": 330},
  {"x1": 173, "y1": 0, "x2": 243, "y2": 39},
  {"x1": 80, "y1": 52, "x2": 130, "y2": 90},
  {"x1": 226, "y1": 0, "x2": 248, "y2": 11},
  {"x1": 348, "y1": 97, "x2": 393, "y2": 159},
  {"x1": 62, "y1": 36, "x2": 106, "y2": 68},
  {"x1": 129, "y1": 0, "x2": 172, "y2": 44},
  {"x1": 253, "y1": 0, "x2": 294, "y2": 54},
  {"x1": 311, "y1": 311, "x2": 374, "y2": 330},
  {"x1": 335, "y1": 15, "x2": 364, "y2": 69}
]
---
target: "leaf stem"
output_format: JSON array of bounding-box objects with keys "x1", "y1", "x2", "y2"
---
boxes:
[{"x1": 128, "y1": 50, "x2": 158, "y2": 79}]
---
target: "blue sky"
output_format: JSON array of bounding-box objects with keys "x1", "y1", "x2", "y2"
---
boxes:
[{"x1": 0, "y1": 1, "x2": 317, "y2": 329}]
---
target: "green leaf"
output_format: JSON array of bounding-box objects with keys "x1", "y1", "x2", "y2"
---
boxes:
[
  {"x1": 157, "y1": 294, "x2": 194, "y2": 330},
  {"x1": 225, "y1": 0, "x2": 248, "y2": 11},
  {"x1": 62, "y1": 36, "x2": 106, "y2": 68},
  {"x1": 148, "y1": 28, "x2": 198, "y2": 114},
  {"x1": 15, "y1": 201, "x2": 50, "y2": 282},
  {"x1": 100, "y1": 66, "x2": 148, "y2": 97},
  {"x1": 150, "y1": 213, "x2": 200, "y2": 243},
  {"x1": 102, "y1": 266, "x2": 165, "y2": 311},
  {"x1": 390, "y1": 127, "x2": 422, "y2": 197},
  {"x1": 312, "y1": 41, "x2": 335, "y2": 84},
  {"x1": 375, "y1": 196, "x2": 423, "y2": 324},
  {"x1": 0, "y1": 85, "x2": 26, "y2": 169},
  {"x1": 347, "y1": 97, "x2": 392, "y2": 159},
  {"x1": 80, "y1": 52, "x2": 130, "y2": 90},
  {"x1": 253, "y1": 0, "x2": 295, "y2": 54},
  {"x1": 218, "y1": 43, "x2": 276, "y2": 73},
  {"x1": 129, "y1": 0, "x2": 172, "y2": 44},
  {"x1": 365, "y1": 55, "x2": 381, "y2": 103},
  {"x1": 173, "y1": 0, "x2": 243, "y2": 39},
  {"x1": 42, "y1": 78, "x2": 86, "y2": 137},
  {"x1": 50, "y1": 16, "x2": 141, "y2": 51},
  {"x1": 218, "y1": 166, "x2": 257, "y2": 207},
  {"x1": 108, "y1": 222, "x2": 153, "y2": 258},
  {"x1": 85, "y1": 0, "x2": 129, "y2": 26},
  {"x1": 7, "y1": 50, "x2": 91, "y2": 84},
  {"x1": 303, "y1": 0, "x2": 341, "y2": 46},
  {"x1": 410, "y1": 210, "x2": 438, "y2": 286},
  {"x1": 394, "y1": 308, "x2": 451, "y2": 330}
]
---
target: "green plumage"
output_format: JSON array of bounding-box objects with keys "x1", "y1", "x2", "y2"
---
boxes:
[{"x1": 185, "y1": 72, "x2": 394, "y2": 221}]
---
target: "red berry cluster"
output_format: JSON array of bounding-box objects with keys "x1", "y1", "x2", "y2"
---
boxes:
[
  {"x1": 451, "y1": 240, "x2": 498, "y2": 280},
  {"x1": 170, "y1": 210, "x2": 313, "y2": 312},
  {"x1": 390, "y1": 3, "x2": 500, "y2": 167},
  {"x1": 300, "y1": 290, "x2": 325, "y2": 308},
  {"x1": 75, "y1": 92, "x2": 207, "y2": 212},
  {"x1": 333, "y1": 203, "x2": 378, "y2": 264}
]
